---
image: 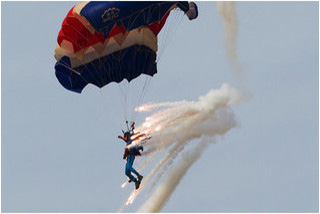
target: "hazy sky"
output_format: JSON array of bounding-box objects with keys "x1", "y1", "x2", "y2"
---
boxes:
[{"x1": 2, "y1": 1, "x2": 318, "y2": 212}]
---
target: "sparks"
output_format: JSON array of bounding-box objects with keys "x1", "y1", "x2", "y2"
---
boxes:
[
  {"x1": 136, "y1": 106, "x2": 145, "y2": 112},
  {"x1": 143, "y1": 122, "x2": 152, "y2": 128},
  {"x1": 126, "y1": 191, "x2": 137, "y2": 205},
  {"x1": 155, "y1": 125, "x2": 162, "y2": 132},
  {"x1": 121, "y1": 182, "x2": 127, "y2": 188}
]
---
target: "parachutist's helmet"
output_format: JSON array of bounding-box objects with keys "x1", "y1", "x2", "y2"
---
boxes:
[{"x1": 124, "y1": 132, "x2": 131, "y2": 139}]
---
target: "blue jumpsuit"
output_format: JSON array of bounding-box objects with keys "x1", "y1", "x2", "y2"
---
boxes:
[{"x1": 124, "y1": 139, "x2": 139, "y2": 182}]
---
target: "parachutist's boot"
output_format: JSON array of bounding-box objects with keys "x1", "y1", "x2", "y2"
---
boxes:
[
  {"x1": 135, "y1": 180, "x2": 141, "y2": 189},
  {"x1": 128, "y1": 179, "x2": 133, "y2": 183},
  {"x1": 138, "y1": 174, "x2": 143, "y2": 182},
  {"x1": 186, "y1": 2, "x2": 198, "y2": 20}
]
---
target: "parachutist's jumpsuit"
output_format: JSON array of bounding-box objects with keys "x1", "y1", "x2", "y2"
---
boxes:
[{"x1": 124, "y1": 139, "x2": 140, "y2": 182}]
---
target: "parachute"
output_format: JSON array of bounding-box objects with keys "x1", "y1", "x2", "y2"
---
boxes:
[{"x1": 54, "y1": 1, "x2": 194, "y2": 93}]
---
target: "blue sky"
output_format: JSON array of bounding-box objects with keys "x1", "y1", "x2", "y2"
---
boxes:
[{"x1": 2, "y1": 1, "x2": 319, "y2": 212}]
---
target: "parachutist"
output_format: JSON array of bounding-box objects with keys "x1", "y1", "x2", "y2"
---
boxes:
[{"x1": 118, "y1": 123, "x2": 145, "y2": 189}]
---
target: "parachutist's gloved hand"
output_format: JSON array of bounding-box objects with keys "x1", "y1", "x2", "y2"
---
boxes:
[{"x1": 131, "y1": 121, "x2": 135, "y2": 129}]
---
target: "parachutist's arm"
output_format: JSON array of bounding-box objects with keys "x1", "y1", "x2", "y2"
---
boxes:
[{"x1": 118, "y1": 135, "x2": 125, "y2": 141}]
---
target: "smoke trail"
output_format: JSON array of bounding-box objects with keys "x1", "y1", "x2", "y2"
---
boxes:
[
  {"x1": 217, "y1": 2, "x2": 238, "y2": 64},
  {"x1": 138, "y1": 139, "x2": 211, "y2": 212},
  {"x1": 217, "y1": 2, "x2": 240, "y2": 72},
  {"x1": 118, "y1": 84, "x2": 243, "y2": 212},
  {"x1": 217, "y1": 1, "x2": 247, "y2": 94}
]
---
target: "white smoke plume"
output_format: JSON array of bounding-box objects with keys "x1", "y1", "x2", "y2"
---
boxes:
[
  {"x1": 217, "y1": 2, "x2": 246, "y2": 92},
  {"x1": 217, "y1": 2, "x2": 238, "y2": 62},
  {"x1": 138, "y1": 139, "x2": 210, "y2": 212},
  {"x1": 118, "y1": 84, "x2": 243, "y2": 212}
]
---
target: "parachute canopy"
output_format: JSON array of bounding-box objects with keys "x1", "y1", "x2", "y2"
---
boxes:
[{"x1": 54, "y1": 1, "x2": 191, "y2": 93}]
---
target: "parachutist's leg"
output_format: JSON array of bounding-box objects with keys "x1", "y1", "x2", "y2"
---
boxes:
[
  {"x1": 131, "y1": 167, "x2": 139, "y2": 177},
  {"x1": 127, "y1": 155, "x2": 143, "y2": 189},
  {"x1": 128, "y1": 155, "x2": 140, "y2": 177},
  {"x1": 126, "y1": 155, "x2": 139, "y2": 181},
  {"x1": 125, "y1": 162, "x2": 137, "y2": 182}
]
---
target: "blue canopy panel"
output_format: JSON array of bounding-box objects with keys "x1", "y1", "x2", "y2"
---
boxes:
[
  {"x1": 80, "y1": 1, "x2": 189, "y2": 37},
  {"x1": 55, "y1": 45, "x2": 157, "y2": 93}
]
